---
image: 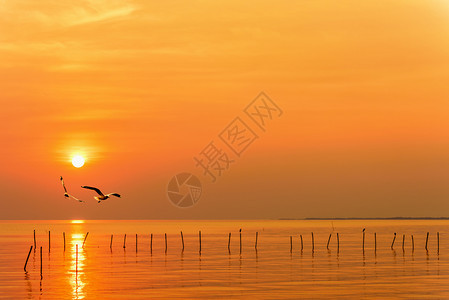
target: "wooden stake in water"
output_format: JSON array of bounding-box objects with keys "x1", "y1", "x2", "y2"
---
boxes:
[
  {"x1": 33, "y1": 230, "x2": 36, "y2": 250},
  {"x1": 411, "y1": 235, "x2": 414, "y2": 252},
  {"x1": 199, "y1": 231, "x2": 202, "y2": 253},
  {"x1": 110, "y1": 234, "x2": 113, "y2": 250},
  {"x1": 425, "y1": 232, "x2": 429, "y2": 251},
  {"x1": 24, "y1": 246, "x2": 33, "y2": 272},
  {"x1": 40, "y1": 246, "x2": 43, "y2": 279},
  {"x1": 181, "y1": 231, "x2": 184, "y2": 252},
  {"x1": 165, "y1": 233, "x2": 168, "y2": 254},
  {"x1": 374, "y1": 233, "x2": 377, "y2": 252},
  {"x1": 82, "y1": 232, "x2": 89, "y2": 248},
  {"x1": 48, "y1": 231, "x2": 51, "y2": 252},
  {"x1": 136, "y1": 234, "x2": 138, "y2": 252},
  {"x1": 311, "y1": 232, "x2": 314, "y2": 252},
  {"x1": 300, "y1": 235, "x2": 304, "y2": 251},
  {"x1": 290, "y1": 236, "x2": 293, "y2": 253},
  {"x1": 327, "y1": 233, "x2": 332, "y2": 250},
  {"x1": 362, "y1": 228, "x2": 365, "y2": 252},
  {"x1": 63, "y1": 232, "x2": 66, "y2": 252},
  {"x1": 150, "y1": 234, "x2": 153, "y2": 253},
  {"x1": 402, "y1": 234, "x2": 405, "y2": 251},
  {"x1": 437, "y1": 232, "x2": 440, "y2": 254},
  {"x1": 337, "y1": 233, "x2": 340, "y2": 252},
  {"x1": 76, "y1": 244, "x2": 78, "y2": 276},
  {"x1": 391, "y1": 233, "x2": 396, "y2": 250},
  {"x1": 239, "y1": 229, "x2": 242, "y2": 254},
  {"x1": 255, "y1": 232, "x2": 258, "y2": 250},
  {"x1": 228, "y1": 233, "x2": 231, "y2": 252},
  {"x1": 123, "y1": 234, "x2": 127, "y2": 249}
]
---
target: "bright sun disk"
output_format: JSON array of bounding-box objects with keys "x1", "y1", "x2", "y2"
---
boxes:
[{"x1": 72, "y1": 156, "x2": 85, "y2": 168}]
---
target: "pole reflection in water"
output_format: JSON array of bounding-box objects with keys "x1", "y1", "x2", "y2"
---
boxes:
[{"x1": 70, "y1": 233, "x2": 85, "y2": 299}]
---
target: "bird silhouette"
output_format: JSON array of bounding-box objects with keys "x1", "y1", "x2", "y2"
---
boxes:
[
  {"x1": 60, "y1": 176, "x2": 83, "y2": 203},
  {"x1": 81, "y1": 185, "x2": 121, "y2": 203}
]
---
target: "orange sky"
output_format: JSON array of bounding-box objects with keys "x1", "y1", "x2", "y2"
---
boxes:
[{"x1": 0, "y1": 0, "x2": 448, "y2": 219}]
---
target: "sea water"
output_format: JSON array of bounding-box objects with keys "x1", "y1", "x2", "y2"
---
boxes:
[{"x1": 0, "y1": 220, "x2": 448, "y2": 299}]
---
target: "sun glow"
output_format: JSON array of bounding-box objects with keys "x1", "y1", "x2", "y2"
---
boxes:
[
  {"x1": 71, "y1": 220, "x2": 85, "y2": 224},
  {"x1": 72, "y1": 156, "x2": 85, "y2": 168}
]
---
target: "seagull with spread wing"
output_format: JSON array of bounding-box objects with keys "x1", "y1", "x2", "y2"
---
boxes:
[
  {"x1": 81, "y1": 185, "x2": 121, "y2": 203},
  {"x1": 60, "y1": 176, "x2": 83, "y2": 203}
]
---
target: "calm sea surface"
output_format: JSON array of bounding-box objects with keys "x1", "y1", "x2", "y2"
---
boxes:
[{"x1": 0, "y1": 220, "x2": 448, "y2": 299}]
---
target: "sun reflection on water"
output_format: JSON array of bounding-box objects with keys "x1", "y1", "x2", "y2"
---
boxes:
[{"x1": 70, "y1": 233, "x2": 85, "y2": 299}]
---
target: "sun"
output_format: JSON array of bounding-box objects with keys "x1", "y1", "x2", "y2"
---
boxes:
[{"x1": 72, "y1": 155, "x2": 85, "y2": 168}]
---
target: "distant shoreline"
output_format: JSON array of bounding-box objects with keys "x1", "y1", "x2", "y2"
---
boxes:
[{"x1": 280, "y1": 217, "x2": 449, "y2": 220}]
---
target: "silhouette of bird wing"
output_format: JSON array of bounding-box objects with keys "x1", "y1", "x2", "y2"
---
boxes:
[
  {"x1": 67, "y1": 193, "x2": 84, "y2": 203},
  {"x1": 60, "y1": 177, "x2": 83, "y2": 202},
  {"x1": 60, "y1": 176, "x2": 68, "y2": 193},
  {"x1": 81, "y1": 186, "x2": 104, "y2": 196}
]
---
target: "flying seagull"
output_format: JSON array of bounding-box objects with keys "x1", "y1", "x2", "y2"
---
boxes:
[
  {"x1": 60, "y1": 176, "x2": 83, "y2": 203},
  {"x1": 81, "y1": 185, "x2": 121, "y2": 203}
]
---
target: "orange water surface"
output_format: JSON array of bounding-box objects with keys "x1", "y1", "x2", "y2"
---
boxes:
[{"x1": 0, "y1": 220, "x2": 448, "y2": 299}]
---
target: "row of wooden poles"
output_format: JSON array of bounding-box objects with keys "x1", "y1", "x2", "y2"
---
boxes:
[
  {"x1": 360, "y1": 230, "x2": 440, "y2": 253},
  {"x1": 288, "y1": 230, "x2": 441, "y2": 253},
  {"x1": 24, "y1": 229, "x2": 251, "y2": 275},
  {"x1": 289, "y1": 232, "x2": 337, "y2": 252},
  {"x1": 24, "y1": 228, "x2": 442, "y2": 276},
  {"x1": 117, "y1": 229, "x2": 245, "y2": 254}
]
